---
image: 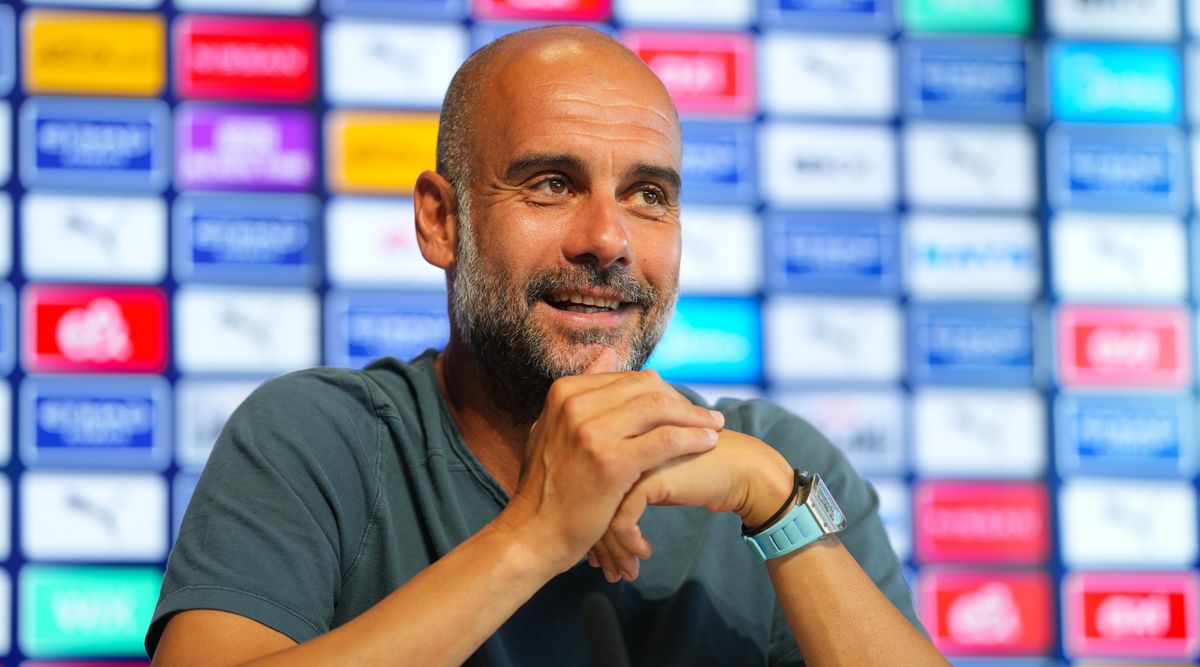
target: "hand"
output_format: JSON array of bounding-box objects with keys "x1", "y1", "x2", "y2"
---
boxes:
[
  {"x1": 495, "y1": 348, "x2": 727, "y2": 576},
  {"x1": 587, "y1": 429, "x2": 794, "y2": 581}
]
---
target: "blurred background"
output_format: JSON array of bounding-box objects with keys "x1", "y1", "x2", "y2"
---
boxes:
[{"x1": 0, "y1": 0, "x2": 1196, "y2": 664}]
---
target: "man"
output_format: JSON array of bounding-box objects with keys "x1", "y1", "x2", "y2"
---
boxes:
[{"x1": 148, "y1": 26, "x2": 947, "y2": 666}]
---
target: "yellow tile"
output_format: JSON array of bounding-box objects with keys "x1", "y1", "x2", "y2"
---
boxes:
[
  {"x1": 326, "y1": 112, "x2": 439, "y2": 195},
  {"x1": 23, "y1": 10, "x2": 165, "y2": 97}
]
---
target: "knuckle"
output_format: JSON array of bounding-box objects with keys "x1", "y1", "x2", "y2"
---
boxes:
[
  {"x1": 560, "y1": 394, "x2": 585, "y2": 421},
  {"x1": 640, "y1": 368, "x2": 662, "y2": 383}
]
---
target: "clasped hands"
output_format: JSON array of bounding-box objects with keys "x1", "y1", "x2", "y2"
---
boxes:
[{"x1": 497, "y1": 348, "x2": 794, "y2": 584}]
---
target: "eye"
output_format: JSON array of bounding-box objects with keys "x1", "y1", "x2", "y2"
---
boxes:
[
  {"x1": 634, "y1": 187, "x2": 665, "y2": 207},
  {"x1": 535, "y1": 177, "x2": 568, "y2": 195}
]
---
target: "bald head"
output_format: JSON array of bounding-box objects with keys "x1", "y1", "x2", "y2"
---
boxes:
[{"x1": 435, "y1": 26, "x2": 678, "y2": 200}]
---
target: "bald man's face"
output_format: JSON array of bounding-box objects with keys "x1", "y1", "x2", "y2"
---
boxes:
[{"x1": 450, "y1": 34, "x2": 683, "y2": 412}]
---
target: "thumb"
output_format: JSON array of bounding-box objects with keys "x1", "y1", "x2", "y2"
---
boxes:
[{"x1": 584, "y1": 347, "x2": 620, "y2": 375}]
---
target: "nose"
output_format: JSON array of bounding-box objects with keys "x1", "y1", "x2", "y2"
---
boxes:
[{"x1": 562, "y1": 194, "x2": 633, "y2": 269}]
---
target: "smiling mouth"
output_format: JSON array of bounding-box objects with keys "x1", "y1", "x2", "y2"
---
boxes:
[{"x1": 544, "y1": 292, "x2": 625, "y2": 315}]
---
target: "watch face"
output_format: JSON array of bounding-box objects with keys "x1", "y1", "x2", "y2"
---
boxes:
[{"x1": 810, "y1": 476, "x2": 848, "y2": 533}]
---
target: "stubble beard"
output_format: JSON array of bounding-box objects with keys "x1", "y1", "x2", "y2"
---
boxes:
[{"x1": 450, "y1": 195, "x2": 675, "y2": 426}]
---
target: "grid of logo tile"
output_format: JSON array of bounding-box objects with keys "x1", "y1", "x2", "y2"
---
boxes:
[{"x1": 0, "y1": 0, "x2": 1197, "y2": 664}]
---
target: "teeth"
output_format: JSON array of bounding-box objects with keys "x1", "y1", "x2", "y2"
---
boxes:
[{"x1": 552, "y1": 293, "x2": 620, "y2": 310}]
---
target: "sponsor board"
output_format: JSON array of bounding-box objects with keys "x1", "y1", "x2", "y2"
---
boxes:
[
  {"x1": 904, "y1": 215, "x2": 1039, "y2": 302},
  {"x1": 763, "y1": 212, "x2": 900, "y2": 295},
  {"x1": 913, "y1": 389, "x2": 1046, "y2": 478},
  {"x1": 176, "y1": 0, "x2": 315, "y2": 12},
  {"x1": 0, "y1": 480, "x2": 7, "y2": 557},
  {"x1": 322, "y1": 0, "x2": 465, "y2": 18},
  {"x1": 0, "y1": 194, "x2": 11, "y2": 276},
  {"x1": 765, "y1": 297, "x2": 902, "y2": 383},
  {"x1": 175, "y1": 104, "x2": 315, "y2": 192},
  {"x1": 175, "y1": 379, "x2": 262, "y2": 471},
  {"x1": 1050, "y1": 43, "x2": 1180, "y2": 123},
  {"x1": 174, "y1": 193, "x2": 320, "y2": 286},
  {"x1": 678, "y1": 207, "x2": 761, "y2": 295},
  {"x1": 21, "y1": 194, "x2": 166, "y2": 284},
  {"x1": 1047, "y1": 125, "x2": 1187, "y2": 214},
  {"x1": 175, "y1": 288, "x2": 318, "y2": 374},
  {"x1": 325, "y1": 197, "x2": 444, "y2": 288},
  {"x1": 680, "y1": 121, "x2": 757, "y2": 205},
  {"x1": 0, "y1": 6, "x2": 13, "y2": 96},
  {"x1": 1048, "y1": 0, "x2": 1179, "y2": 40},
  {"x1": 758, "y1": 0, "x2": 893, "y2": 31},
  {"x1": 0, "y1": 285, "x2": 17, "y2": 375},
  {"x1": 869, "y1": 478, "x2": 911, "y2": 560},
  {"x1": 326, "y1": 111, "x2": 438, "y2": 195},
  {"x1": 0, "y1": 102, "x2": 9, "y2": 185},
  {"x1": 908, "y1": 305, "x2": 1038, "y2": 386},
  {"x1": 325, "y1": 291, "x2": 449, "y2": 368},
  {"x1": 759, "y1": 123, "x2": 896, "y2": 209},
  {"x1": 1056, "y1": 394, "x2": 1195, "y2": 478},
  {"x1": 1064, "y1": 571, "x2": 1199, "y2": 660},
  {"x1": 647, "y1": 297, "x2": 761, "y2": 384},
  {"x1": 471, "y1": 21, "x2": 616, "y2": 50},
  {"x1": 22, "y1": 10, "x2": 164, "y2": 97},
  {"x1": 21, "y1": 472, "x2": 167, "y2": 561},
  {"x1": 623, "y1": 31, "x2": 754, "y2": 115},
  {"x1": 0, "y1": 383, "x2": 9, "y2": 464},
  {"x1": 614, "y1": 0, "x2": 754, "y2": 26},
  {"x1": 901, "y1": 39, "x2": 1027, "y2": 120},
  {"x1": 773, "y1": 390, "x2": 906, "y2": 474},
  {"x1": 175, "y1": 16, "x2": 316, "y2": 102},
  {"x1": 918, "y1": 570, "x2": 1053, "y2": 654},
  {"x1": 324, "y1": 21, "x2": 465, "y2": 108},
  {"x1": 473, "y1": 0, "x2": 610, "y2": 21},
  {"x1": 19, "y1": 375, "x2": 170, "y2": 470},
  {"x1": 1051, "y1": 214, "x2": 1186, "y2": 302},
  {"x1": 759, "y1": 34, "x2": 894, "y2": 118},
  {"x1": 914, "y1": 481, "x2": 1049, "y2": 564},
  {"x1": 18, "y1": 565, "x2": 161, "y2": 657},
  {"x1": 903, "y1": 0, "x2": 1030, "y2": 33},
  {"x1": 22, "y1": 286, "x2": 166, "y2": 374},
  {"x1": 1055, "y1": 305, "x2": 1190, "y2": 389},
  {"x1": 173, "y1": 471, "x2": 200, "y2": 541},
  {"x1": 20, "y1": 98, "x2": 170, "y2": 192},
  {"x1": 1060, "y1": 479, "x2": 1197, "y2": 567},
  {"x1": 903, "y1": 123, "x2": 1035, "y2": 210}
]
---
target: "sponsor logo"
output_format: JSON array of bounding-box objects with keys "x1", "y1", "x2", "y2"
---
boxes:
[
  {"x1": 759, "y1": 34, "x2": 894, "y2": 117},
  {"x1": 325, "y1": 197, "x2": 444, "y2": 288},
  {"x1": 20, "y1": 98, "x2": 170, "y2": 192},
  {"x1": 902, "y1": 0, "x2": 1031, "y2": 33},
  {"x1": 21, "y1": 193, "x2": 166, "y2": 284},
  {"x1": 1050, "y1": 43, "x2": 1180, "y2": 123},
  {"x1": 325, "y1": 111, "x2": 438, "y2": 195},
  {"x1": 764, "y1": 212, "x2": 899, "y2": 295},
  {"x1": 324, "y1": 21, "x2": 465, "y2": 108},
  {"x1": 176, "y1": 0, "x2": 316, "y2": 12},
  {"x1": 1049, "y1": 0, "x2": 1179, "y2": 40},
  {"x1": 646, "y1": 297, "x2": 761, "y2": 383},
  {"x1": 902, "y1": 39, "x2": 1027, "y2": 119},
  {"x1": 174, "y1": 193, "x2": 320, "y2": 285},
  {"x1": 908, "y1": 305, "x2": 1037, "y2": 385},
  {"x1": 474, "y1": 0, "x2": 610, "y2": 20},
  {"x1": 1047, "y1": 125, "x2": 1186, "y2": 214},
  {"x1": 23, "y1": 286, "x2": 166, "y2": 374},
  {"x1": 175, "y1": 379, "x2": 261, "y2": 471},
  {"x1": 614, "y1": 0, "x2": 754, "y2": 26},
  {"x1": 914, "y1": 482, "x2": 1049, "y2": 564},
  {"x1": 0, "y1": 6, "x2": 12, "y2": 96},
  {"x1": 918, "y1": 570, "x2": 1053, "y2": 654},
  {"x1": 679, "y1": 207, "x2": 760, "y2": 295},
  {"x1": 1064, "y1": 572, "x2": 1199, "y2": 659},
  {"x1": 869, "y1": 478, "x2": 911, "y2": 560},
  {"x1": 1056, "y1": 305, "x2": 1190, "y2": 389},
  {"x1": 173, "y1": 472, "x2": 200, "y2": 542},
  {"x1": 176, "y1": 104, "x2": 315, "y2": 192},
  {"x1": 18, "y1": 565, "x2": 161, "y2": 657},
  {"x1": 22, "y1": 10, "x2": 164, "y2": 96},
  {"x1": 759, "y1": 123, "x2": 896, "y2": 209},
  {"x1": 0, "y1": 383, "x2": 9, "y2": 465},
  {"x1": 1051, "y1": 214, "x2": 1186, "y2": 302},
  {"x1": 175, "y1": 288, "x2": 318, "y2": 374},
  {"x1": 759, "y1": 0, "x2": 892, "y2": 31},
  {"x1": 0, "y1": 285, "x2": 17, "y2": 376},
  {"x1": 0, "y1": 194, "x2": 11, "y2": 276},
  {"x1": 20, "y1": 472, "x2": 167, "y2": 561},
  {"x1": 0, "y1": 102, "x2": 9, "y2": 186},
  {"x1": 623, "y1": 31, "x2": 754, "y2": 115},
  {"x1": 774, "y1": 391, "x2": 906, "y2": 474},
  {"x1": 176, "y1": 16, "x2": 316, "y2": 102},
  {"x1": 765, "y1": 297, "x2": 902, "y2": 382},
  {"x1": 1060, "y1": 479, "x2": 1197, "y2": 567},
  {"x1": 1057, "y1": 394, "x2": 1194, "y2": 479},
  {"x1": 904, "y1": 215, "x2": 1039, "y2": 301},
  {"x1": 0, "y1": 479, "x2": 8, "y2": 557},
  {"x1": 903, "y1": 123, "x2": 1035, "y2": 210},
  {"x1": 680, "y1": 121, "x2": 756, "y2": 205},
  {"x1": 913, "y1": 389, "x2": 1046, "y2": 478},
  {"x1": 20, "y1": 375, "x2": 170, "y2": 470},
  {"x1": 325, "y1": 291, "x2": 449, "y2": 369}
]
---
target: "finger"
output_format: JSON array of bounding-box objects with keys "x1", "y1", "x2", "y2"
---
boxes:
[
  {"x1": 584, "y1": 387, "x2": 724, "y2": 442},
  {"x1": 584, "y1": 347, "x2": 620, "y2": 375},
  {"x1": 624, "y1": 425, "x2": 718, "y2": 473},
  {"x1": 586, "y1": 550, "x2": 599, "y2": 568},
  {"x1": 601, "y1": 529, "x2": 639, "y2": 581},
  {"x1": 590, "y1": 541, "x2": 622, "y2": 584},
  {"x1": 610, "y1": 484, "x2": 654, "y2": 559}
]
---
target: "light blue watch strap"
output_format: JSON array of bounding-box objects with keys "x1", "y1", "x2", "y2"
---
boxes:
[{"x1": 742, "y1": 502, "x2": 823, "y2": 561}]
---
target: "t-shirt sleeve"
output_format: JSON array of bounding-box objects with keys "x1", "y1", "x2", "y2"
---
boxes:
[
  {"x1": 144, "y1": 368, "x2": 383, "y2": 657},
  {"x1": 715, "y1": 398, "x2": 925, "y2": 665}
]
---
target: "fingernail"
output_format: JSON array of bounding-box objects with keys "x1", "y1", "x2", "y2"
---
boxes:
[
  {"x1": 587, "y1": 552, "x2": 598, "y2": 568},
  {"x1": 620, "y1": 569, "x2": 634, "y2": 581},
  {"x1": 709, "y1": 410, "x2": 725, "y2": 427},
  {"x1": 704, "y1": 429, "x2": 718, "y2": 444},
  {"x1": 602, "y1": 569, "x2": 619, "y2": 583}
]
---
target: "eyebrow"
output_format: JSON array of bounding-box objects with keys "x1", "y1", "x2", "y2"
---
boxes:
[
  {"x1": 503, "y1": 153, "x2": 588, "y2": 182},
  {"x1": 623, "y1": 162, "x2": 682, "y2": 194}
]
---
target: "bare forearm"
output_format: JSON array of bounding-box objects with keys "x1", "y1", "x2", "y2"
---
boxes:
[{"x1": 767, "y1": 536, "x2": 948, "y2": 667}]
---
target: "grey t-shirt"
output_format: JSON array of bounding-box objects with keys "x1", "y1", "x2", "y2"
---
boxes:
[{"x1": 147, "y1": 351, "x2": 919, "y2": 665}]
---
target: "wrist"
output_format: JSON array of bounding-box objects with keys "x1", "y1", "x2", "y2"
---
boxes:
[
  {"x1": 736, "y1": 456, "x2": 796, "y2": 528},
  {"x1": 488, "y1": 506, "x2": 572, "y2": 579}
]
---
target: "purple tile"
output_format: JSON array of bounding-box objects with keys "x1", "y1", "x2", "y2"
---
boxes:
[{"x1": 175, "y1": 104, "x2": 315, "y2": 191}]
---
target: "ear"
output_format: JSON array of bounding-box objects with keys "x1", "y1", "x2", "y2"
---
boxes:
[{"x1": 414, "y1": 170, "x2": 459, "y2": 270}]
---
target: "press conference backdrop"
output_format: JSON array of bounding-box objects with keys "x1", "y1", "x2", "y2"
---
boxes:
[{"x1": 0, "y1": 0, "x2": 1195, "y2": 663}]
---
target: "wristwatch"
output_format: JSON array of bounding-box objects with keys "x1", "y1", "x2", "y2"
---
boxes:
[{"x1": 742, "y1": 470, "x2": 847, "y2": 562}]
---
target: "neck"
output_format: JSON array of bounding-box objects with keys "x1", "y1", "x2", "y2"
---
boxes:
[{"x1": 434, "y1": 336, "x2": 531, "y2": 495}]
